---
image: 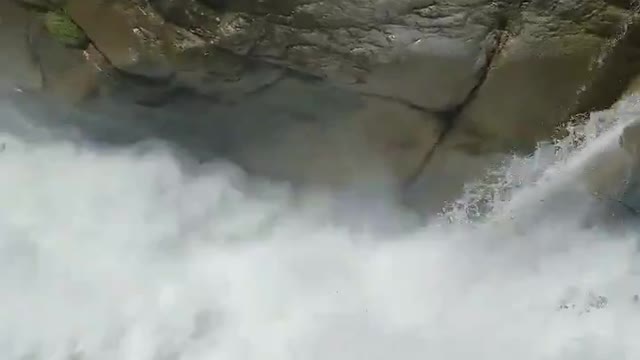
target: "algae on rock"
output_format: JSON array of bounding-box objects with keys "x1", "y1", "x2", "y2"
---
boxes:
[{"x1": 44, "y1": 10, "x2": 88, "y2": 49}]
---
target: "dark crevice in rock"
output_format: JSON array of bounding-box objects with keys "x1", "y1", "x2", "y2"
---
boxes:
[
  {"x1": 245, "y1": 53, "x2": 338, "y2": 85},
  {"x1": 553, "y1": 12, "x2": 640, "y2": 141},
  {"x1": 401, "y1": 27, "x2": 509, "y2": 189},
  {"x1": 399, "y1": 0, "x2": 560, "y2": 190},
  {"x1": 12, "y1": 0, "x2": 58, "y2": 12},
  {"x1": 239, "y1": 69, "x2": 288, "y2": 97},
  {"x1": 113, "y1": 66, "x2": 176, "y2": 86},
  {"x1": 198, "y1": 0, "x2": 229, "y2": 11},
  {"x1": 400, "y1": 113, "x2": 450, "y2": 189},
  {"x1": 131, "y1": 86, "x2": 186, "y2": 107},
  {"x1": 350, "y1": 91, "x2": 446, "y2": 114}
]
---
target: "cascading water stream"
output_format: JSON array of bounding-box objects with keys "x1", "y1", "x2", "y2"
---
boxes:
[
  {"x1": 489, "y1": 113, "x2": 629, "y2": 222},
  {"x1": 2, "y1": 93, "x2": 640, "y2": 359},
  {"x1": 444, "y1": 97, "x2": 640, "y2": 232}
]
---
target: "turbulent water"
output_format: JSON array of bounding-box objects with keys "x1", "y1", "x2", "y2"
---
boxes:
[{"x1": 2, "y1": 94, "x2": 640, "y2": 360}]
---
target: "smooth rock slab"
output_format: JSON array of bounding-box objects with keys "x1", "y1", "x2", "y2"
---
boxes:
[{"x1": 231, "y1": 79, "x2": 445, "y2": 186}]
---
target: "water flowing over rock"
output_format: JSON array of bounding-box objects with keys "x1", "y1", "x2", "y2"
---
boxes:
[
  {"x1": 8, "y1": 3, "x2": 640, "y2": 358},
  {"x1": 4, "y1": 0, "x2": 640, "y2": 209}
]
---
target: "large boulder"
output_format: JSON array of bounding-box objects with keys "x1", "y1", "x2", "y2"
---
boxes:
[
  {"x1": 8, "y1": 0, "x2": 465, "y2": 186},
  {"x1": 454, "y1": 34, "x2": 605, "y2": 150},
  {"x1": 9, "y1": 0, "x2": 640, "y2": 208},
  {"x1": 451, "y1": 0, "x2": 640, "y2": 151},
  {"x1": 407, "y1": 0, "x2": 640, "y2": 210},
  {"x1": 64, "y1": 0, "x2": 505, "y2": 110}
]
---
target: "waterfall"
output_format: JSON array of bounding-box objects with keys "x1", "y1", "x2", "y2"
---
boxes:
[{"x1": 1, "y1": 89, "x2": 640, "y2": 359}]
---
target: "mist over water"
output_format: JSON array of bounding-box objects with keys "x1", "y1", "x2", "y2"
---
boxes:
[{"x1": 2, "y1": 94, "x2": 640, "y2": 360}]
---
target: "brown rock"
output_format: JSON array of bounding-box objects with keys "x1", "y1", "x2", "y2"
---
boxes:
[
  {"x1": 0, "y1": 1, "x2": 42, "y2": 91},
  {"x1": 453, "y1": 34, "x2": 606, "y2": 151},
  {"x1": 449, "y1": 1, "x2": 640, "y2": 153},
  {"x1": 65, "y1": 0, "x2": 174, "y2": 80}
]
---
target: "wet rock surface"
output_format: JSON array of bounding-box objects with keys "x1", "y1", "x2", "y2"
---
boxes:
[
  {"x1": 0, "y1": 1, "x2": 42, "y2": 91},
  {"x1": 4, "y1": 0, "x2": 640, "y2": 208}
]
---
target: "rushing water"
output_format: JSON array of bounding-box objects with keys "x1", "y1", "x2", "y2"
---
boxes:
[{"x1": 2, "y1": 93, "x2": 640, "y2": 360}]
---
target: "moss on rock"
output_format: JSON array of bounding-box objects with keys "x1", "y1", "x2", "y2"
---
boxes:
[{"x1": 44, "y1": 10, "x2": 88, "y2": 49}]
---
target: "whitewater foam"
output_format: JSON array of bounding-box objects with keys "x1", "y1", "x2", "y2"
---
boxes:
[{"x1": 2, "y1": 96, "x2": 640, "y2": 360}]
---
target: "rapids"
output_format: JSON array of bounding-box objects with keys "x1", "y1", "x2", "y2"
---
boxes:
[{"x1": 2, "y1": 93, "x2": 640, "y2": 360}]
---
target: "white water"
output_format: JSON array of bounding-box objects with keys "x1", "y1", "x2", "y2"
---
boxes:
[{"x1": 2, "y1": 96, "x2": 640, "y2": 360}]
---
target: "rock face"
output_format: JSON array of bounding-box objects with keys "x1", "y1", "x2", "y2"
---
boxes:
[
  {"x1": 233, "y1": 92, "x2": 444, "y2": 186},
  {"x1": 146, "y1": 0, "x2": 502, "y2": 110},
  {"x1": 5, "y1": 0, "x2": 640, "y2": 209},
  {"x1": 0, "y1": 1, "x2": 42, "y2": 91},
  {"x1": 408, "y1": 0, "x2": 640, "y2": 210},
  {"x1": 451, "y1": 0, "x2": 640, "y2": 152}
]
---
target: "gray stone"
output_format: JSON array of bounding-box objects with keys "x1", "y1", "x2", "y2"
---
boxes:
[
  {"x1": 85, "y1": 0, "x2": 504, "y2": 110},
  {"x1": 233, "y1": 89, "x2": 445, "y2": 186},
  {"x1": 12, "y1": 0, "x2": 640, "y2": 210}
]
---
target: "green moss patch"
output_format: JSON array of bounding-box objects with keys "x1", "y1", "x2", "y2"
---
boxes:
[{"x1": 44, "y1": 10, "x2": 88, "y2": 49}]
